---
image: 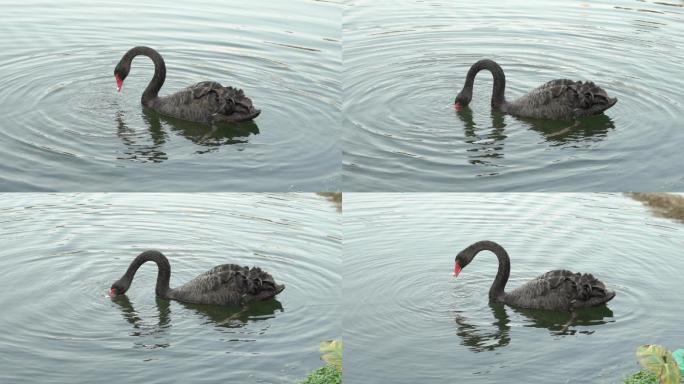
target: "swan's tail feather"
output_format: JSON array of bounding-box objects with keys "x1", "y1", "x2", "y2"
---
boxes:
[
  {"x1": 543, "y1": 270, "x2": 614, "y2": 308},
  {"x1": 572, "y1": 81, "x2": 617, "y2": 117},
  {"x1": 212, "y1": 86, "x2": 260, "y2": 122},
  {"x1": 243, "y1": 266, "x2": 285, "y2": 302},
  {"x1": 573, "y1": 272, "x2": 615, "y2": 307}
]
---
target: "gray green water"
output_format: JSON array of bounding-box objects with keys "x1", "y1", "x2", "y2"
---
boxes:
[
  {"x1": 343, "y1": 193, "x2": 683, "y2": 383},
  {"x1": 343, "y1": 0, "x2": 684, "y2": 191},
  {"x1": 0, "y1": 0, "x2": 340, "y2": 191},
  {"x1": 0, "y1": 193, "x2": 341, "y2": 383}
]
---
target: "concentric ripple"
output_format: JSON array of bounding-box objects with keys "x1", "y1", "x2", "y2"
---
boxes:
[
  {"x1": 343, "y1": 193, "x2": 683, "y2": 383},
  {"x1": 0, "y1": 0, "x2": 341, "y2": 191},
  {"x1": 343, "y1": 0, "x2": 684, "y2": 191},
  {"x1": 0, "y1": 193, "x2": 341, "y2": 384}
]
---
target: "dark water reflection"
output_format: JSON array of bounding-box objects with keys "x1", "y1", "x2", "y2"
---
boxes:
[
  {"x1": 456, "y1": 107, "x2": 614, "y2": 170},
  {"x1": 112, "y1": 294, "x2": 283, "y2": 337},
  {"x1": 181, "y1": 299, "x2": 284, "y2": 327},
  {"x1": 457, "y1": 107, "x2": 613, "y2": 147},
  {"x1": 455, "y1": 303, "x2": 614, "y2": 353},
  {"x1": 115, "y1": 109, "x2": 260, "y2": 162}
]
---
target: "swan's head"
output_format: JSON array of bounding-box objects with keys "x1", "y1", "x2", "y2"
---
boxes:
[
  {"x1": 451, "y1": 252, "x2": 470, "y2": 277},
  {"x1": 113, "y1": 63, "x2": 130, "y2": 92},
  {"x1": 453, "y1": 251, "x2": 473, "y2": 278},
  {"x1": 454, "y1": 89, "x2": 472, "y2": 110},
  {"x1": 109, "y1": 279, "x2": 130, "y2": 297}
]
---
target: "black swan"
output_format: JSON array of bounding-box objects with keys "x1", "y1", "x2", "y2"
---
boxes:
[
  {"x1": 454, "y1": 59, "x2": 617, "y2": 121},
  {"x1": 109, "y1": 250, "x2": 284, "y2": 306},
  {"x1": 452, "y1": 241, "x2": 615, "y2": 311},
  {"x1": 114, "y1": 46, "x2": 260, "y2": 124}
]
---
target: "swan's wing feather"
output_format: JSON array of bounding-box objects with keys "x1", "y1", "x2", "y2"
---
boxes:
[
  {"x1": 507, "y1": 78, "x2": 617, "y2": 120},
  {"x1": 190, "y1": 81, "x2": 224, "y2": 99},
  {"x1": 151, "y1": 82, "x2": 260, "y2": 123},
  {"x1": 170, "y1": 264, "x2": 282, "y2": 305},
  {"x1": 533, "y1": 79, "x2": 576, "y2": 92},
  {"x1": 201, "y1": 263, "x2": 246, "y2": 276},
  {"x1": 535, "y1": 270, "x2": 612, "y2": 306}
]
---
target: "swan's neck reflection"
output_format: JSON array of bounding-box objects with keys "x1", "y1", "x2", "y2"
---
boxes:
[
  {"x1": 457, "y1": 108, "x2": 507, "y2": 167},
  {"x1": 454, "y1": 302, "x2": 615, "y2": 352},
  {"x1": 455, "y1": 302, "x2": 511, "y2": 352},
  {"x1": 116, "y1": 110, "x2": 168, "y2": 163},
  {"x1": 112, "y1": 295, "x2": 171, "y2": 349}
]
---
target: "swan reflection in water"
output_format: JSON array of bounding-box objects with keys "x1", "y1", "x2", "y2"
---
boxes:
[
  {"x1": 454, "y1": 302, "x2": 614, "y2": 352},
  {"x1": 115, "y1": 107, "x2": 260, "y2": 162},
  {"x1": 455, "y1": 106, "x2": 615, "y2": 167},
  {"x1": 111, "y1": 294, "x2": 284, "y2": 348}
]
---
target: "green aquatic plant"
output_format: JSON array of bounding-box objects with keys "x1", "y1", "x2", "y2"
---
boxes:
[
  {"x1": 636, "y1": 344, "x2": 681, "y2": 384},
  {"x1": 299, "y1": 365, "x2": 341, "y2": 384},
  {"x1": 299, "y1": 339, "x2": 342, "y2": 384},
  {"x1": 624, "y1": 369, "x2": 660, "y2": 384}
]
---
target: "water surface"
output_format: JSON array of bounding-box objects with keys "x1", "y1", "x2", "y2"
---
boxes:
[
  {"x1": 0, "y1": 193, "x2": 340, "y2": 383},
  {"x1": 0, "y1": 0, "x2": 340, "y2": 191},
  {"x1": 343, "y1": 193, "x2": 682, "y2": 383},
  {"x1": 343, "y1": 0, "x2": 684, "y2": 191}
]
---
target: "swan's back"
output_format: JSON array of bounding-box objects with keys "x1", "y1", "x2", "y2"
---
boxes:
[
  {"x1": 505, "y1": 79, "x2": 617, "y2": 120},
  {"x1": 149, "y1": 81, "x2": 261, "y2": 124},
  {"x1": 504, "y1": 270, "x2": 615, "y2": 311},
  {"x1": 169, "y1": 264, "x2": 285, "y2": 306}
]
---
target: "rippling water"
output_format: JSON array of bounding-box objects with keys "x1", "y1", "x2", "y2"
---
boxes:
[
  {"x1": 0, "y1": 0, "x2": 340, "y2": 191},
  {"x1": 0, "y1": 193, "x2": 340, "y2": 383},
  {"x1": 343, "y1": 0, "x2": 684, "y2": 191},
  {"x1": 343, "y1": 193, "x2": 683, "y2": 383}
]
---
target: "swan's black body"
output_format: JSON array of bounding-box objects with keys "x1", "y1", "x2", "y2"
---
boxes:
[
  {"x1": 454, "y1": 59, "x2": 617, "y2": 121},
  {"x1": 453, "y1": 241, "x2": 615, "y2": 311},
  {"x1": 110, "y1": 250, "x2": 284, "y2": 306},
  {"x1": 114, "y1": 46, "x2": 260, "y2": 124}
]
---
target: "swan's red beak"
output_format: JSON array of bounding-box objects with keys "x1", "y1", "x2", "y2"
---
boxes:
[
  {"x1": 109, "y1": 288, "x2": 117, "y2": 297},
  {"x1": 452, "y1": 262, "x2": 461, "y2": 277},
  {"x1": 115, "y1": 75, "x2": 123, "y2": 92},
  {"x1": 454, "y1": 102, "x2": 462, "y2": 111}
]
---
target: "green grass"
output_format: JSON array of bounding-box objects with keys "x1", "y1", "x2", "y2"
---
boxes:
[
  {"x1": 299, "y1": 365, "x2": 341, "y2": 384},
  {"x1": 624, "y1": 369, "x2": 659, "y2": 384}
]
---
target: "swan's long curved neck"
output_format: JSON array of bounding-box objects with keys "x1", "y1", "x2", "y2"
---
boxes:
[
  {"x1": 120, "y1": 250, "x2": 172, "y2": 297},
  {"x1": 123, "y1": 46, "x2": 166, "y2": 106},
  {"x1": 465, "y1": 241, "x2": 510, "y2": 300},
  {"x1": 463, "y1": 59, "x2": 507, "y2": 108}
]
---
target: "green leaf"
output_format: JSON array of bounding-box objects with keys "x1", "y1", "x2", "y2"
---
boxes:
[
  {"x1": 636, "y1": 344, "x2": 681, "y2": 384},
  {"x1": 319, "y1": 339, "x2": 342, "y2": 371}
]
